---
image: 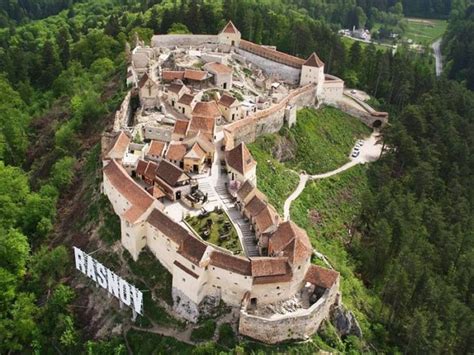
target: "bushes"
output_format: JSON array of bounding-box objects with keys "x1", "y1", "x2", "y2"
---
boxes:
[
  {"x1": 190, "y1": 320, "x2": 216, "y2": 342},
  {"x1": 217, "y1": 323, "x2": 236, "y2": 349},
  {"x1": 50, "y1": 156, "x2": 76, "y2": 191}
]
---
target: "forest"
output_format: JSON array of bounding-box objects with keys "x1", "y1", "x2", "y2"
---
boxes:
[{"x1": 0, "y1": 0, "x2": 472, "y2": 353}]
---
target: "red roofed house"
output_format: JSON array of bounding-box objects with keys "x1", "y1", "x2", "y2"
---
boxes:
[
  {"x1": 172, "y1": 119, "x2": 190, "y2": 141},
  {"x1": 145, "y1": 140, "x2": 167, "y2": 161},
  {"x1": 204, "y1": 62, "x2": 233, "y2": 90},
  {"x1": 177, "y1": 93, "x2": 197, "y2": 119},
  {"x1": 218, "y1": 93, "x2": 241, "y2": 122},
  {"x1": 166, "y1": 83, "x2": 189, "y2": 109},
  {"x1": 184, "y1": 69, "x2": 210, "y2": 89},
  {"x1": 225, "y1": 142, "x2": 257, "y2": 185},
  {"x1": 138, "y1": 72, "x2": 160, "y2": 108}
]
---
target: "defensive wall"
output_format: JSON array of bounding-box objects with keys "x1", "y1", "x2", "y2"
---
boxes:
[
  {"x1": 151, "y1": 34, "x2": 219, "y2": 48},
  {"x1": 332, "y1": 93, "x2": 389, "y2": 128},
  {"x1": 224, "y1": 84, "x2": 317, "y2": 146},
  {"x1": 239, "y1": 278, "x2": 340, "y2": 343},
  {"x1": 114, "y1": 91, "x2": 133, "y2": 131}
]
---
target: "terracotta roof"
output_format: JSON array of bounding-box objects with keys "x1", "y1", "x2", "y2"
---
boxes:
[
  {"x1": 165, "y1": 143, "x2": 187, "y2": 161},
  {"x1": 304, "y1": 265, "x2": 339, "y2": 289},
  {"x1": 188, "y1": 116, "x2": 215, "y2": 137},
  {"x1": 192, "y1": 101, "x2": 221, "y2": 118},
  {"x1": 105, "y1": 131, "x2": 130, "y2": 160},
  {"x1": 168, "y1": 83, "x2": 185, "y2": 95},
  {"x1": 174, "y1": 260, "x2": 198, "y2": 279},
  {"x1": 205, "y1": 62, "x2": 232, "y2": 74},
  {"x1": 239, "y1": 39, "x2": 305, "y2": 69},
  {"x1": 136, "y1": 159, "x2": 148, "y2": 176},
  {"x1": 225, "y1": 142, "x2": 256, "y2": 175},
  {"x1": 155, "y1": 159, "x2": 188, "y2": 186},
  {"x1": 147, "y1": 140, "x2": 166, "y2": 157},
  {"x1": 221, "y1": 21, "x2": 239, "y2": 34},
  {"x1": 250, "y1": 257, "x2": 288, "y2": 277},
  {"x1": 184, "y1": 69, "x2": 208, "y2": 81},
  {"x1": 254, "y1": 204, "x2": 279, "y2": 233},
  {"x1": 178, "y1": 93, "x2": 195, "y2": 106},
  {"x1": 209, "y1": 250, "x2": 251, "y2": 275},
  {"x1": 173, "y1": 120, "x2": 189, "y2": 137},
  {"x1": 182, "y1": 131, "x2": 215, "y2": 153},
  {"x1": 103, "y1": 160, "x2": 154, "y2": 223},
  {"x1": 237, "y1": 180, "x2": 256, "y2": 202},
  {"x1": 147, "y1": 185, "x2": 166, "y2": 199},
  {"x1": 138, "y1": 72, "x2": 157, "y2": 88},
  {"x1": 218, "y1": 94, "x2": 237, "y2": 108},
  {"x1": 162, "y1": 70, "x2": 184, "y2": 81},
  {"x1": 178, "y1": 234, "x2": 208, "y2": 265},
  {"x1": 147, "y1": 208, "x2": 189, "y2": 245},
  {"x1": 252, "y1": 272, "x2": 293, "y2": 285},
  {"x1": 184, "y1": 143, "x2": 206, "y2": 160},
  {"x1": 143, "y1": 161, "x2": 159, "y2": 181},
  {"x1": 269, "y1": 221, "x2": 312, "y2": 265},
  {"x1": 303, "y1": 52, "x2": 324, "y2": 68},
  {"x1": 244, "y1": 193, "x2": 267, "y2": 218}
]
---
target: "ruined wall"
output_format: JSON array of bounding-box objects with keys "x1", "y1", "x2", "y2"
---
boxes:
[
  {"x1": 239, "y1": 280, "x2": 340, "y2": 344},
  {"x1": 151, "y1": 34, "x2": 219, "y2": 48},
  {"x1": 114, "y1": 91, "x2": 132, "y2": 131},
  {"x1": 225, "y1": 85, "x2": 316, "y2": 146},
  {"x1": 234, "y1": 48, "x2": 301, "y2": 84}
]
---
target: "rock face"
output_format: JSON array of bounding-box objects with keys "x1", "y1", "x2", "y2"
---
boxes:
[
  {"x1": 331, "y1": 305, "x2": 363, "y2": 338},
  {"x1": 172, "y1": 287, "x2": 199, "y2": 322}
]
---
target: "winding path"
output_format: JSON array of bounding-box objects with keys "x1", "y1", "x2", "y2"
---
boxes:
[
  {"x1": 432, "y1": 38, "x2": 443, "y2": 77},
  {"x1": 283, "y1": 131, "x2": 382, "y2": 221}
]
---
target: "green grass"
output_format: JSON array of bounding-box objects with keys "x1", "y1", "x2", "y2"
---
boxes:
[
  {"x1": 341, "y1": 36, "x2": 391, "y2": 52},
  {"x1": 402, "y1": 18, "x2": 447, "y2": 45},
  {"x1": 126, "y1": 329, "x2": 193, "y2": 355},
  {"x1": 281, "y1": 107, "x2": 370, "y2": 175},
  {"x1": 217, "y1": 323, "x2": 237, "y2": 349},
  {"x1": 290, "y1": 165, "x2": 387, "y2": 347},
  {"x1": 185, "y1": 210, "x2": 242, "y2": 254},
  {"x1": 248, "y1": 136, "x2": 299, "y2": 214}
]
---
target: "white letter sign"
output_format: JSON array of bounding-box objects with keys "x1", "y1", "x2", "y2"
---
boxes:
[{"x1": 73, "y1": 246, "x2": 143, "y2": 315}]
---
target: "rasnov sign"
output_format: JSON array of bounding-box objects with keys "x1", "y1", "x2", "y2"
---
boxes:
[{"x1": 73, "y1": 247, "x2": 143, "y2": 315}]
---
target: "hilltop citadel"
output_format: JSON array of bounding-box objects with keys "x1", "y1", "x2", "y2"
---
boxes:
[{"x1": 101, "y1": 21, "x2": 387, "y2": 343}]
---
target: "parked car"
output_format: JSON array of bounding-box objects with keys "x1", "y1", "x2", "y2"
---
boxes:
[{"x1": 351, "y1": 151, "x2": 360, "y2": 158}]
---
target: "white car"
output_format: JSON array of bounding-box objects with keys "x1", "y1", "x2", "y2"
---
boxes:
[{"x1": 351, "y1": 151, "x2": 360, "y2": 158}]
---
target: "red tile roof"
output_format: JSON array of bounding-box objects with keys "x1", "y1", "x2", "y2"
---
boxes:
[
  {"x1": 144, "y1": 161, "x2": 159, "y2": 182},
  {"x1": 147, "y1": 185, "x2": 166, "y2": 199},
  {"x1": 205, "y1": 62, "x2": 232, "y2": 75},
  {"x1": 244, "y1": 193, "x2": 267, "y2": 218},
  {"x1": 136, "y1": 159, "x2": 148, "y2": 176},
  {"x1": 147, "y1": 208, "x2": 189, "y2": 245},
  {"x1": 184, "y1": 143, "x2": 206, "y2": 160},
  {"x1": 304, "y1": 265, "x2": 339, "y2": 289},
  {"x1": 162, "y1": 71, "x2": 185, "y2": 81},
  {"x1": 138, "y1": 72, "x2": 158, "y2": 88},
  {"x1": 303, "y1": 52, "x2": 324, "y2": 68},
  {"x1": 209, "y1": 250, "x2": 251, "y2": 275},
  {"x1": 225, "y1": 142, "x2": 256, "y2": 175},
  {"x1": 103, "y1": 160, "x2": 154, "y2": 223},
  {"x1": 221, "y1": 21, "x2": 239, "y2": 34},
  {"x1": 168, "y1": 83, "x2": 186, "y2": 95},
  {"x1": 155, "y1": 159, "x2": 189, "y2": 186},
  {"x1": 178, "y1": 93, "x2": 195, "y2": 106},
  {"x1": 165, "y1": 143, "x2": 187, "y2": 161},
  {"x1": 178, "y1": 234, "x2": 208, "y2": 265},
  {"x1": 250, "y1": 257, "x2": 288, "y2": 277},
  {"x1": 184, "y1": 69, "x2": 208, "y2": 81},
  {"x1": 239, "y1": 39, "x2": 305, "y2": 68},
  {"x1": 192, "y1": 101, "x2": 221, "y2": 118},
  {"x1": 105, "y1": 131, "x2": 130, "y2": 160},
  {"x1": 218, "y1": 93, "x2": 237, "y2": 108},
  {"x1": 254, "y1": 204, "x2": 279, "y2": 233},
  {"x1": 269, "y1": 221, "x2": 312, "y2": 265},
  {"x1": 147, "y1": 140, "x2": 166, "y2": 157},
  {"x1": 188, "y1": 116, "x2": 216, "y2": 137},
  {"x1": 173, "y1": 120, "x2": 189, "y2": 137},
  {"x1": 237, "y1": 180, "x2": 256, "y2": 202}
]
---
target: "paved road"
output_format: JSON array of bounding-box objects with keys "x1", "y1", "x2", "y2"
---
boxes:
[
  {"x1": 283, "y1": 131, "x2": 383, "y2": 221},
  {"x1": 432, "y1": 38, "x2": 443, "y2": 77}
]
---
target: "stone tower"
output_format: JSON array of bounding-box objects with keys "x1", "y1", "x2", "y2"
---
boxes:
[
  {"x1": 299, "y1": 52, "x2": 325, "y2": 94},
  {"x1": 218, "y1": 21, "x2": 241, "y2": 47}
]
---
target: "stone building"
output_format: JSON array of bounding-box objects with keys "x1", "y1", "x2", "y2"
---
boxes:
[
  {"x1": 218, "y1": 93, "x2": 241, "y2": 122},
  {"x1": 204, "y1": 62, "x2": 233, "y2": 90},
  {"x1": 225, "y1": 142, "x2": 257, "y2": 185}
]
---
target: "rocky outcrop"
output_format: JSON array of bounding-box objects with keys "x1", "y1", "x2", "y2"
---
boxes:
[{"x1": 331, "y1": 305, "x2": 362, "y2": 338}]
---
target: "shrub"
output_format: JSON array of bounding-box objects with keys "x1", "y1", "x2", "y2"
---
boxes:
[{"x1": 191, "y1": 320, "x2": 216, "y2": 342}]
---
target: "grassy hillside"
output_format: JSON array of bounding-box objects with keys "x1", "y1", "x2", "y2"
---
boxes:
[
  {"x1": 248, "y1": 136, "x2": 299, "y2": 214},
  {"x1": 402, "y1": 18, "x2": 447, "y2": 45}
]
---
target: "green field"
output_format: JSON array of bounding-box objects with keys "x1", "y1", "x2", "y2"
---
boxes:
[
  {"x1": 341, "y1": 36, "x2": 392, "y2": 52},
  {"x1": 281, "y1": 107, "x2": 370, "y2": 174},
  {"x1": 186, "y1": 210, "x2": 242, "y2": 254},
  {"x1": 402, "y1": 18, "x2": 447, "y2": 45}
]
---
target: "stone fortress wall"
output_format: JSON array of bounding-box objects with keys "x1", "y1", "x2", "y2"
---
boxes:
[
  {"x1": 224, "y1": 84, "x2": 317, "y2": 146},
  {"x1": 103, "y1": 21, "x2": 384, "y2": 344},
  {"x1": 239, "y1": 278, "x2": 340, "y2": 344}
]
